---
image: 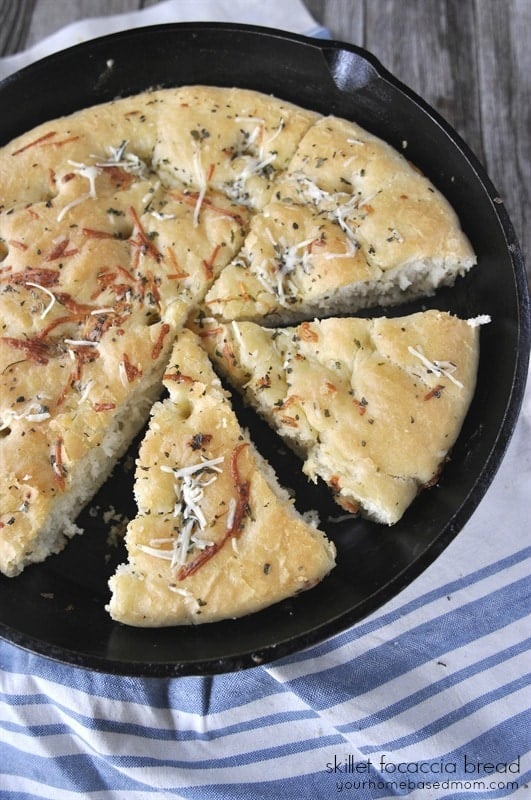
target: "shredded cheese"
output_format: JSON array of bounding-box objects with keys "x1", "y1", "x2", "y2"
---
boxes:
[
  {"x1": 68, "y1": 161, "x2": 100, "y2": 196},
  {"x1": 234, "y1": 116, "x2": 264, "y2": 152},
  {"x1": 118, "y1": 360, "x2": 128, "y2": 388},
  {"x1": 167, "y1": 584, "x2": 194, "y2": 598},
  {"x1": 25, "y1": 281, "x2": 56, "y2": 319},
  {"x1": 226, "y1": 117, "x2": 281, "y2": 206},
  {"x1": 230, "y1": 320, "x2": 245, "y2": 353},
  {"x1": 226, "y1": 497, "x2": 237, "y2": 531},
  {"x1": 56, "y1": 161, "x2": 102, "y2": 222},
  {"x1": 259, "y1": 118, "x2": 285, "y2": 159},
  {"x1": 234, "y1": 115, "x2": 265, "y2": 125},
  {"x1": 257, "y1": 231, "x2": 316, "y2": 305},
  {"x1": 142, "y1": 180, "x2": 160, "y2": 205},
  {"x1": 56, "y1": 143, "x2": 147, "y2": 222},
  {"x1": 322, "y1": 237, "x2": 359, "y2": 260},
  {"x1": 140, "y1": 455, "x2": 227, "y2": 569},
  {"x1": 57, "y1": 193, "x2": 92, "y2": 223},
  {"x1": 0, "y1": 399, "x2": 52, "y2": 430},
  {"x1": 163, "y1": 455, "x2": 225, "y2": 479},
  {"x1": 64, "y1": 339, "x2": 100, "y2": 348},
  {"x1": 191, "y1": 142, "x2": 208, "y2": 227},
  {"x1": 408, "y1": 345, "x2": 464, "y2": 388},
  {"x1": 137, "y1": 545, "x2": 174, "y2": 561},
  {"x1": 95, "y1": 141, "x2": 149, "y2": 178},
  {"x1": 90, "y1": 307, "x2": 115, "y2": 316},
  {"x1": 151, "y1": 210, "x2": 177, "y2": 221},
  {"x1": 77, "y1": 379, "x2": 94, "y2": 405},
  {"x1": 292, "y1": 174, "x2": 364, "y2": 244}
]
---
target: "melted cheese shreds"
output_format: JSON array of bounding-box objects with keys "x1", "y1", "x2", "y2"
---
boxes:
[
  {"x1": 56, "y1": 160, "x2": 102, "y2": 222},
  {"x1": 118, "y1": 360, "x2": 128, "y2": 388},
  {"x1": 257, "y1": 231, "x2": 316, "y2": 305},
  {"x1": 0, "y1": 400, "x2": 52, "y2": 430},
  {"x1": 141, "y1": 455, "x2": 227, "y2": 569},
  {"x1": 68, "y1": 161, "x2": 101, "y2": 196},
  {"x1": 151, "y1": 210, "x2": 177, "y2": 221},
  {"x1": 167, "y1": 584, "x2": 194, "y2": 598},
  {"x1": 234, "y1": 115, "x2": 265, "y2": 125},
  {"x1": 95, "y1": 141, "x2": 149, "y2": 177},
  {"x1": 25, "y1": 282, "x2": 56, "y2": 319},
  {"x1": 163, "y1": 455, "x2": 225, "y2": 480},
  {"x1": 57, "y1": 192, "x2": 92, "y2": 223},
  {"x1": 56, "y1": 144, "x2": 148, "y2": 222},
  {"x1": 191, "y1": 142, "x2": 208, "y2": 227},
  {"x1": 408, "y1": 345, "x2": 464, "y2": 388},
  {"x1": 137, "y1": 545, "x2": 174, "y2": 561},
  {"x1": 64, "y1": 339, "x2": 100, "y2": 348},
  {"x1": 260, "y1": 118, "x2": 285, "y2": 159},
  {"x1": 290, "y1": 173, "x2": 373, "y2": 246},
  {"x1": 77, "y1": 379, "x2": 94, "y2": 405},
  {"x1": 226, "y1": 497, "x2": 237, "y2": 531}
]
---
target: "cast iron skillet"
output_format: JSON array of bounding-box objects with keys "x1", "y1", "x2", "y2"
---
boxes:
[{"x1": 0, "y1": 23, "x2": 528, "y2": 676}]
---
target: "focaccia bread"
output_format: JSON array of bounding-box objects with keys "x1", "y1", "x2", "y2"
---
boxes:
[
  {"x1": 107, "y1": 330, "x2": 336, "y2": 626},
  {"x1": 0, "y1": 84, "x2": 481, "y2": 629},
  {"x1": 192, "y1": 311, "x2": 482, "y2": 524},
  {"x1": 205, "y1": 116, "x2": 476, "y2": 323}
]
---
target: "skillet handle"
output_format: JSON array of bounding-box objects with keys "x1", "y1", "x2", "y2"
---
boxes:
[{"x1": 320, "y1": 43, "x2": 383, "y2": 92}]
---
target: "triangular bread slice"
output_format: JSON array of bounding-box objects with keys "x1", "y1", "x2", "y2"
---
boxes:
[
  {"x1": 107, "y1": 329, "x2": 336, "y2": 626},
  {"x1": 192, "y1": 311, "x2": 483, "y2": 525},
  {"x1": 204, "y1": 116, "x2": 476, "y2": 324}
]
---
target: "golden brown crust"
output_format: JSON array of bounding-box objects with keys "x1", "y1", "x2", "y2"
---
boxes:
[
  {"x1": 192, "y1": 311, "x2": 480, "y2": 525},
  {"x1": 107, "y1": 330, "x2": 336, "y2": 626},
  {"x1": 205, "y1": 116, "x2": 476, "y2": 323}
]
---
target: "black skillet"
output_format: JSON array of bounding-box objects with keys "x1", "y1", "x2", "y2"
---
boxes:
[{"x1": 0, "y1": 23, "x2": 528, "y2": 676}]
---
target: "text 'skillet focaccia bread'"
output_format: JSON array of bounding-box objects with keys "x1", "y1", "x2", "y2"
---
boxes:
[{"x1": 0, "y1": 86, "x2": 484, "y2": 625}]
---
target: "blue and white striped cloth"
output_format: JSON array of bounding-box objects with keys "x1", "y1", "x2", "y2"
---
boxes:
[{"x1": 1, "y1": 3, "x2": 530, "y2": 798}]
